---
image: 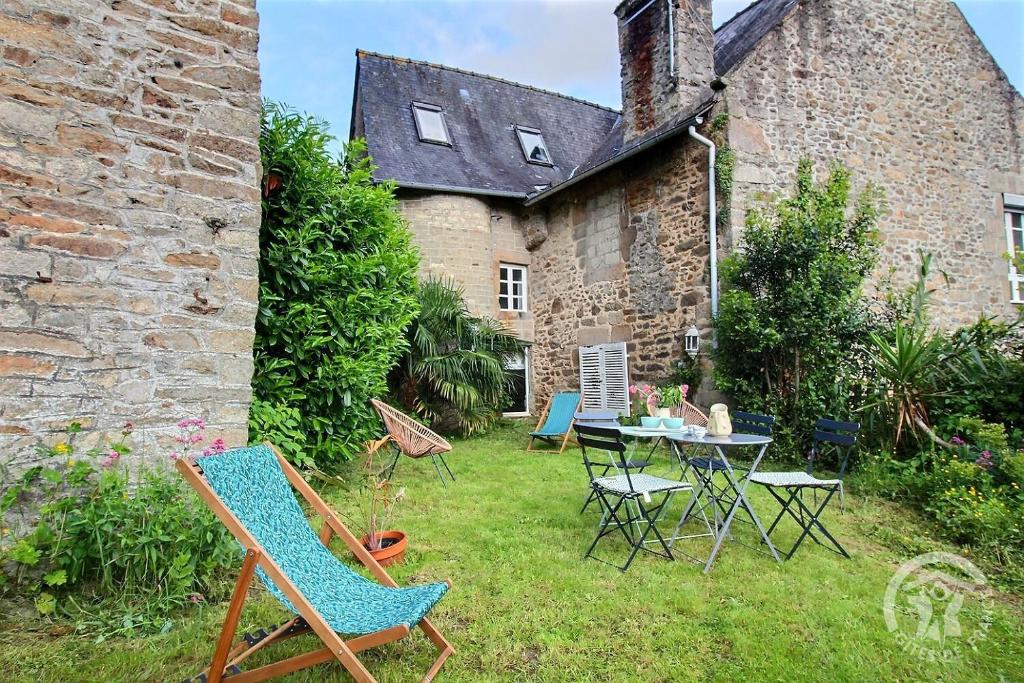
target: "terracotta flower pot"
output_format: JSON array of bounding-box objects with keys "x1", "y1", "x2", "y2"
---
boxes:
[{"x1": 361, "y1": 530, "x2": 407, "y2": 567}]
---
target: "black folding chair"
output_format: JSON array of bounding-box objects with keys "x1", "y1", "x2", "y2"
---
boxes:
[
  {"x1": 748, "y1": 418, "x2": 860, "y2": 559},
  {"x1": 681, "y1": 411, "x2": 775, "y2": 523},
  {"x1": 574, "y1": 411, "x2": 651, "y2": 513},
  {"x1": 575, "y1": 424, "x2": 692, "y2": 572}
]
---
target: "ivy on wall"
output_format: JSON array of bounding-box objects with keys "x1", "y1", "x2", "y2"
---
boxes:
[{"x1": 709, "y1": 112, "x2": 735, "y2": 228}]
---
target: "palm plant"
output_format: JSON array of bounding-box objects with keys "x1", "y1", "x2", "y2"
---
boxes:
[{"x1": 391, "y1": 278, "x2": 528, "y2": 434}]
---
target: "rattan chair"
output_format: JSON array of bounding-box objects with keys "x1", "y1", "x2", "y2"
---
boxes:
[
  {"x1": 672, "y1": 400, "x2": 708, "y2": 427},
  {"x1": 371, "y1": 399, "x2": 455, "y2": 486}
]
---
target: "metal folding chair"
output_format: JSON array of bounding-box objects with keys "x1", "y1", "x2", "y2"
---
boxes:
[
  {"x1": 574, "y1": 411, "x2": 652, "y2": 513},
  {"x1": 575, "y1": 424, "x2": 693, "y2": 572},
  {"x1": 749, "y1": 418, "x2": 860, "y2": 559}
]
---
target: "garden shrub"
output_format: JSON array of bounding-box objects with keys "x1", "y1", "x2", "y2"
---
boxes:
[
  {"x1": 0, "y1": 422, "x2": 236, "y2": 637},
  {"x1": 390, "y1": 278, "x2": 528, "y2": 434},
  {"x1": 254, "y1": 102, "x2": 420, "y2": 466},
  {"x1": 712, "y1": 159, "x2": 881, "y2": 460}
]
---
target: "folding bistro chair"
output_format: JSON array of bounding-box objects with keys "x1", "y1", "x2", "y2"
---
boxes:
[
  {"x1": 371, "y1": 399, "x2": 455, "y2": 486},
  {"x1": 749, "y1": 418, "x2": 860, "y2": 559},
  {"x1": 526, "y1": 391, "x2": 582, "y2": 453},
  {"x1": 574, "y1": 410, "x2": 652, "y2": 513},
  {"x1": 575, "y1": 424, "x2": 693, "y2": 572},
  {"x1": 176, "y1": 443, "x2": 453, "y2": 683}
]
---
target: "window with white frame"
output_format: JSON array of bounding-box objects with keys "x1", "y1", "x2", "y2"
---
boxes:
[
  {"x1": 499, "y1": 263, "x2": 527, "y2": 312},
  {"x1": 1006, "y1": 193, "x2": 1024, "y2": 303},
  {"x1": 514, "y1": 126, "x2": 552, "y2": 165}
]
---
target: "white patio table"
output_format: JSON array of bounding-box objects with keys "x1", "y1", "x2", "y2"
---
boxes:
[{"x1": 667, "y1": 432, "x2": 783, "y2": 573}]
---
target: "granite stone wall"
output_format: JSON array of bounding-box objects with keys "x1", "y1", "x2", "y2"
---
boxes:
[
  {"x1": 528, "y1": 133, "x2": 712, "y2": 409},
  {"x1": 0, "y1": 0, "x2": 262, "y2": 465},
  {"x1": 723, "y1": 0, "x2": 1024, "y2": 327}
]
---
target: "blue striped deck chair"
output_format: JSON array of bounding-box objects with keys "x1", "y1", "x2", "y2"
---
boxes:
[
  {"x1": 176, "y1": 443, "x2": 454, "y2": 683},
  {"x1": 527, "y1": 391, "x2": 582, "y2": 453}
]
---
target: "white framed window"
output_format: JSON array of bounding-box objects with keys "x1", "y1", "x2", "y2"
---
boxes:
[
  {"x1": 499, "y1": 263, "x2": 527, "y2": 312},
  {"x1": 578, "y1": 341, "x2": 630, "y2": 416},
  {"x1": 411, "y1": 102, "x2": 451, "y2": 145},
  {"x1": 503, "y1": 350, "x2": 530, "y2": 416},
  {"x1": 514, "y1": 125, "x2": 552, "y2": 165},
  {"x1": 1006, "y1": 193, "x2": 1024, "y2": 304}
]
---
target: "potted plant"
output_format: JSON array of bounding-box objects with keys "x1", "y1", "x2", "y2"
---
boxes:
[
  {"x1": 358, "y1": 437, "x2": 408, "y2": 567},
  {"x1": 629, "y1": 383, "x2": 690, "y2": 418}
]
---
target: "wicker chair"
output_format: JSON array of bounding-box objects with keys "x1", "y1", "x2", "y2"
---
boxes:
[
  {"x1": 371, "y1": 399, "x2": 455, "y2": 486},
  {"x1": 673, "y1": 400, "x2": 709, "y2": 427}
]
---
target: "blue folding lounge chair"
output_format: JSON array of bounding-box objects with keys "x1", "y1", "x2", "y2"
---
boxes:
[
  {"x1": 527, "y1": 391, "x2": 583, "y2": 453},
  {"x1": 176, "y1": 443, "x2": 454, "y2": 683}
]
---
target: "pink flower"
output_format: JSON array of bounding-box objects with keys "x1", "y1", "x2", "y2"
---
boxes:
[
  {"x1": 629, "y1": 385, "x2": 638, "y2": 396},
  {"x1": 976, "y1": 450, "x2": 993, "y2": 470},
  {"x1": 950, "y1": 435, "x2": 965, "y2": 446},
  {"x1": 187, "y1": 593, "x2": 205, "y2": 603},
  {"x1": 645, "y1": 393, "x2": 659, "y2": 416},
  {"x1": 122, "y1": 421, "x2": 134, "y2": 435},
  {"x1": 202, "y1": 438, "x2": 227, "y2": 456},
  {"x1": 680, "y1": 384, "x2": 689, "y2": 399},
  {"x1": 100, "y1": 450, "x2": 120, "y2": 468},
  {"x1": 169, "y1": 451, "x2": 180, "y2": 462},
  {"x1": 177, "y1": 418, "x2": 206, "y2": 430}
]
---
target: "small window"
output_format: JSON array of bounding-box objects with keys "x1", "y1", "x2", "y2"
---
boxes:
[
  {"x1": 1006, "y1": 194, "x2": 1024, "y2": 303},
  {"x1": 503, "y1": 350, "x2": 529, "y2": 415},
  {"x1": 499, "y1": 263, "x2": 527, "y2": 312},
  {"x1": 412, "y1": 102, "x2": 450, "y2": 145},
  {"x1": 515, "y1": 126, "x2": 552, "y2": 165}
]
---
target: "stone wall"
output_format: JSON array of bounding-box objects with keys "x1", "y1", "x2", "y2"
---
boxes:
[
  {"x1": 397, "y1": 190, "x2": 535, "y2": 344},
  {"x1": 0, "y1": 0, "x2": 262, "y2": 465},
  {"x1": 528, "y1": 133, "x2": 711, "y2": 409},
  {"x1": 723, "y1": 0, "x2": 1024, "y2": 327}
]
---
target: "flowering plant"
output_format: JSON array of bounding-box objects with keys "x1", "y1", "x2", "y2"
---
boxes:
[
  {"x1": 628, "y1": 383, "x2": 690, "y2": 416},
  {"x1": 170, "y1": 418, "x2": 227, "y2": 462},
  {"x1": 360, "y1": 437, "x2": 406, "y2": 551}
]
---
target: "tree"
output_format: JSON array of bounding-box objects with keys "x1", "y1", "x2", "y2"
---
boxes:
[
  {"x1": 253, "y1": 102, "x2": 420, "y2": 466},
  {"x1": 712, "y1": 160, "x2": 881, "y2": 457},
  {"x1": 391, "y1": 278, "x2": 528, "y2": 435}
]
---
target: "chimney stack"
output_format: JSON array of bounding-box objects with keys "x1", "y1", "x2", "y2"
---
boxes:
[{"x1": 615, "y1": 0, "x2": 715, "y2": 141}]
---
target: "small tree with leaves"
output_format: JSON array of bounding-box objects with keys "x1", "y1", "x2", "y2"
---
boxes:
[{"x1": 713, "y1": 160, "x2": 882, "y2": 458}]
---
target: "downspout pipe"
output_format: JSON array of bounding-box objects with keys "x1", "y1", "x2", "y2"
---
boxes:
[{"x1": 687, "y1": 118, "x2": 718, "y2": 318}]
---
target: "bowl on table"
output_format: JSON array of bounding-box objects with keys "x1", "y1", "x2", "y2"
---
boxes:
[
  {"x1": 661, "y1": 417, "x2": 684, "y2": 430},
  {"x1": 640, "y1": 416, "x2": 663, "y2": 429},
  {"x1": 690, "y1": 426, "x2": 707, "y2": 439}
]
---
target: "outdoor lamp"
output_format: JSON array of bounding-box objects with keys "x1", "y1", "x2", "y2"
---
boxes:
[{"x1": 684, "y1": 326, "x2": 700, "y2": 357}]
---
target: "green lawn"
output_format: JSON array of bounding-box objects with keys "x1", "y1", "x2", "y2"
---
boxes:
[{"x1": 1, "y1": 422, "x2": 1022, "y2": 681}]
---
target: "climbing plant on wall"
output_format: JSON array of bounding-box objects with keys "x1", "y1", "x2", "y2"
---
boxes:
[
  {"x1": 712, "y1": 159, "x2": 882, "y2": 458},
  {"x1": 253, "y1": 102, "x2": 420, "y2": 466}
]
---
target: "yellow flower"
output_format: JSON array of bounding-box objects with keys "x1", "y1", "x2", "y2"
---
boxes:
[
  {"x1": 54, "y1": 442, "x2": 70, "y2": 455},
  {"x1": 66, "y1": 459, "x2": 74, "y2": 468},
  {"x1": 969, "y1": 486, "x2": 976, "y2": 496}
]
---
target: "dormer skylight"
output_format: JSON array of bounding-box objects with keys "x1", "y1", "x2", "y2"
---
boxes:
[
  {"x1": 412, "y1": 102, "x2": 451, "y2": 145},
  {"x1": 515, "y1": 126, "x2": 552, "y2": 165}
]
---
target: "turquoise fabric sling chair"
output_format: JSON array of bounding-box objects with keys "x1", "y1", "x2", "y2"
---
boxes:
[
  {"x1": 527, "y1": 391, "x2": 583, "y2": 453},
  {"x1": 176, "y1": 443, "x2": 453, "y2": 683}
]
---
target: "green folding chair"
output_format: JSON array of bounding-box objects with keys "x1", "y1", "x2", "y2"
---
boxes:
[{"x1": 527, "y1": 391, "x2": 582, "y2": 453}]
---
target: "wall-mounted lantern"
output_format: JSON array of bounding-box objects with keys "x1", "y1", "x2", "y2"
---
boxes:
[{"x1": 684, "y1": 326, "x2": 700, "y2": 357}]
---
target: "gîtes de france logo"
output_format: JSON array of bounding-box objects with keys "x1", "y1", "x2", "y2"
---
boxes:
[{"x1": 883, "y1": 551, "x2": 994, "y2": 663}]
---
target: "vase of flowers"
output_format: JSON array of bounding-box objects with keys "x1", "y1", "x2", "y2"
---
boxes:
[{"x1": 629, "y1": 383, "x2": 690, "y2": 417}]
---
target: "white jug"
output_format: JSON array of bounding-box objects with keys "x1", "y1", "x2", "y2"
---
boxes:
[{"x1": 707, "y1": 403, "x2": 732, "y2": 437}]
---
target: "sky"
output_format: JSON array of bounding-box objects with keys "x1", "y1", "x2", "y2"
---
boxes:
[{"x1": 256, "y1": 0, "x2": 1024, "y2": 145}]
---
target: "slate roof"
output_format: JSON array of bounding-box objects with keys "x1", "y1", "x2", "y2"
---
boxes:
[
  {"x1": 715, "y1": 0, "x2": 800, "y2": 75},
  {"x1": 352, "y1": 51, "x2": 620, "y2": 198},
  {"x1": 352, "y1": 0, "x2": 802, "y2": 202}
]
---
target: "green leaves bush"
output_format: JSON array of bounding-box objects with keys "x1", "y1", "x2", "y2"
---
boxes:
[
  {"x1": 254, "y1": 102, "x2": 420, "y2": 466},
  {"x1": 712, "y1": 159, "x2": 881, "y2": 459},
  {"x1": 391, "y1": 278, "x2": 528, "y2": 435}
]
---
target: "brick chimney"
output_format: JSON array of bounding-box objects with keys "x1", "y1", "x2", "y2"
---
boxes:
[{"x1": 615, "y1": 0, "x2": 715, "y2": 141}]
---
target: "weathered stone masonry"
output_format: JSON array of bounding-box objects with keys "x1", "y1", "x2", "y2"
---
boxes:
[{"x1": 0, "y1": 0, "x2": 262, "y2": 465}]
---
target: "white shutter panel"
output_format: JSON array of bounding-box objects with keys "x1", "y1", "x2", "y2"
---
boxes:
[
  {"x1": 601, "y1": 342, "x2": 630, "y2": 416},
  {"x1": 578, "y1": 345, "x2": 604, "y2": 411},
  {"x1": 577, "y1": 342, "x2": 631, "y2": 416}
]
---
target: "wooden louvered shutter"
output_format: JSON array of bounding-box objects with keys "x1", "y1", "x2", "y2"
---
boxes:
[{"x1": 577, "y1": 342, "x2": 631, "y2": 416}]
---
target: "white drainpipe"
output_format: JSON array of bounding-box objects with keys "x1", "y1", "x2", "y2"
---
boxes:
[{"x1": 687, "y1": 118, "x2": 718, "y2": 318}]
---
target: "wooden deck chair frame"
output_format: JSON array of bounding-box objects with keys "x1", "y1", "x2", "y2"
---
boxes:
[
  {"x1": 176, "y1": 442, "x2": 454, "y2": 683},
  {"x1": 526, "y1": 392, "x2": 583, "y2": 454}
]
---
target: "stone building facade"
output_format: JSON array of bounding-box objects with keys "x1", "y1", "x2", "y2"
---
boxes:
[
  {"x1": 354, "y1": 0, "x2": 1023, "y2": 415},
  {"x1": 0, "y1": 0, "x2": 262, "y2": 465}
]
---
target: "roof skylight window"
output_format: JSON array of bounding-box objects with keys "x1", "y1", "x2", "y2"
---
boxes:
[
  {"x1": 412, "y1": 102, "x2": 451, "y2": 145},
  {"x1": 515, "y1": 126, "x2": 552, "y2": 165}
]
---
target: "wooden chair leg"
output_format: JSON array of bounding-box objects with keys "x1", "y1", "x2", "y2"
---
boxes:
[{"x1": 208, "y1": 548, "x2": 261, "y2": 683}]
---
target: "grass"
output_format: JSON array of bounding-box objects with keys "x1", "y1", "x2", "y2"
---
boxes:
[{"x1": 2, "y1": 422, "x2": 1023, "y2": 681}]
